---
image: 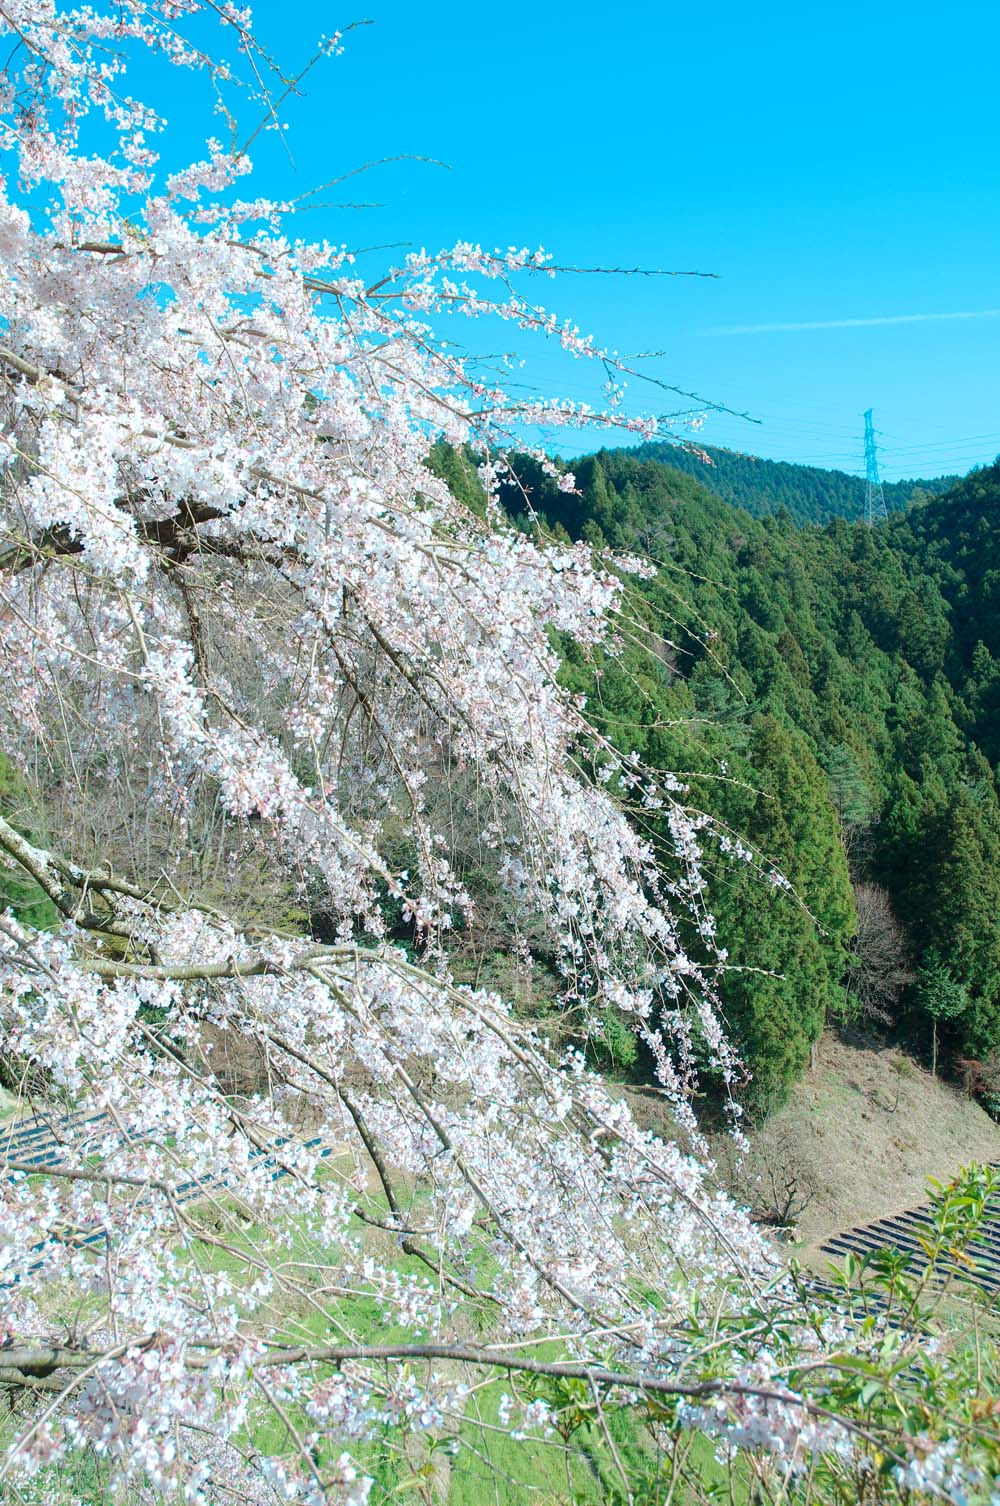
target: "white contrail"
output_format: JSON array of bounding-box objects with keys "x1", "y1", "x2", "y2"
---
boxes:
[{"x1": 701, "y1": 309, "x2": 1000, "y2": 335}]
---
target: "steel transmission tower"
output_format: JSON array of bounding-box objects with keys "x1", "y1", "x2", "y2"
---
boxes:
[{"x1": 863, "y1": 408, "x2": 888, "y2": 524}]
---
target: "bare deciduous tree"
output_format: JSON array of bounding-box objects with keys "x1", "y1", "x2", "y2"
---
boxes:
[
  {"x1": 716, "y1": 1130, "x2": 815, "y2": 1236},
  {"x1": 845, "y1": 883, "x2": 913, "y2": 1026}
]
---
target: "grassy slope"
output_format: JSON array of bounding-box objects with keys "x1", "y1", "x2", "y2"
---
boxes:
[{"x1": 176, "y1": 1169, "x2": 734, "y2": 1505}]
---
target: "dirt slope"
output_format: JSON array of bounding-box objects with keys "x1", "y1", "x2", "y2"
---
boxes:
[{"x1": 738, "y1": 1033, "x2": 1000, "y2": 1255}]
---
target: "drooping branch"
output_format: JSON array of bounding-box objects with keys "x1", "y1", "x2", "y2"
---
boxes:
[{"x1": 0, "y1": 1337, "x2": 907, "y2": 1465}]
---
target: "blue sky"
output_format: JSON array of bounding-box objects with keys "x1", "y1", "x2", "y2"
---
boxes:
[{"x1": 171, "y1": 0, "x2": 1000, "y2": 480}]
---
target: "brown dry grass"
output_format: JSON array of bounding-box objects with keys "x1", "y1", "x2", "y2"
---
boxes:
[{"x1": 736, "y1": 1031, "x2": 1000, "y2": 1257}]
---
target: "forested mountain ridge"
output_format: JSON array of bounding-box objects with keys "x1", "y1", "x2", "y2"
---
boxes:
[
  {"x1": 485, "y1": 447, "x2": 1000, "y2": 1112},
  {"x1": 627, "y1": 439, "x2": 958, "y2": 525}
]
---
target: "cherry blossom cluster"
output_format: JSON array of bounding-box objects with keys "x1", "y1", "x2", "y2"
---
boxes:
[{"x1": 0, "y1": 2, "x2": 910, "y2": 1501}]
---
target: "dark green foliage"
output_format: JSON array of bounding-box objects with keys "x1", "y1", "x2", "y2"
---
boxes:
[
  {"x1": 823, "y1": 743, "x2": 878, "y2": 829},
  {"x1": 628, "y1": 441, "x2": 956, "y2": 526},
  {"x1": 495, "y1": 448, "x2": 1000, "y2": 1108},
  {"x1": 705, "y1": 719, "x2": 855, "y2": 1111},
  {"x1": 425, "y1": 441, "x2": 487, "y2": 519},
  {"x1": 901, "y1": 792, "x2": 1000, "y2": 1060},
  {"x1": 584, "y1": 1007, "x2": 641, "y2": 1074}
]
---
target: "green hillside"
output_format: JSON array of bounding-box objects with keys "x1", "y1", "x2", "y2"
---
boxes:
[
  {"x1": 485, "y1": 448, "x2": 1000, "y2": 1114},
  {"x1": 627, "y1": 439, "x2": 957, "y2": 525}
]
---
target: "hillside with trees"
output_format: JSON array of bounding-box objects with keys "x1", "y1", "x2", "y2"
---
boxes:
[
  {"x1": 490, "y1": 448, "x2": 1000, "y2": 1112},
  {"x1": 633, "y1": 440, "x2": 957, "y2": 524}
]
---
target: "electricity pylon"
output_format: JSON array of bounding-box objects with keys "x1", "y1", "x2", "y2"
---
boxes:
[{"x1": 864, "y1": 408, "x2": 888, "y2": 524}]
